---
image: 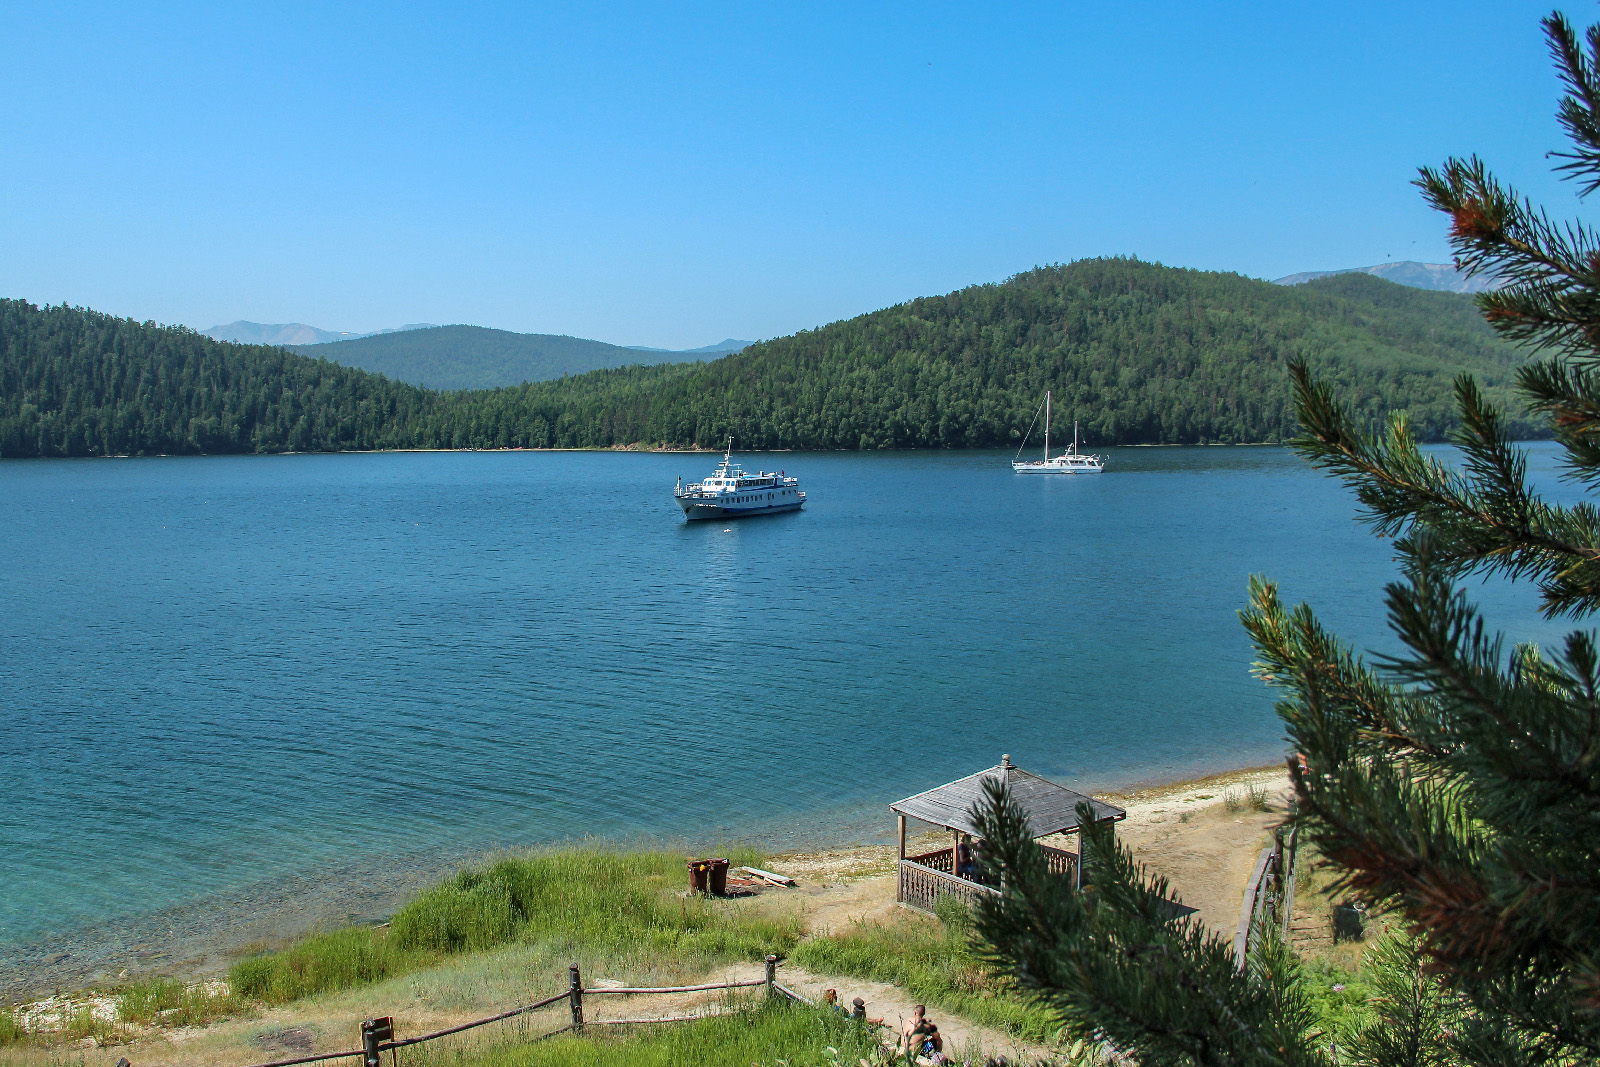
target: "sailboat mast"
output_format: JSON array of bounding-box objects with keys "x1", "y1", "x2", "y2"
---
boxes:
[{"x1": 1044, "y1": 391, "x2": 1051, "y2": 461}]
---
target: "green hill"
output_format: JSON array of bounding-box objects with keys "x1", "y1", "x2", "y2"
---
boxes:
[
  {"x1": 437, "y1": 259, "x2": 1533, "y2": 449},
  {"x1": 290, "y1": 324, "x2": 702, "y2": 389},
  {"x1": 0, "y1": 259, "x2": 1535, "y2": 459}
]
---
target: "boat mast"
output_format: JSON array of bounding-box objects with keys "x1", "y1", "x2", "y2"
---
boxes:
[
  {"x1": 1073, "y1": 420, "x2": 1079, "y2": 456},
  {"x1": 1044, "y1": 390, "x2": 1051, "y2": 462}
]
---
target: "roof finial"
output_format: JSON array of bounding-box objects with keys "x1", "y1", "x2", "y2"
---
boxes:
[{"x1": 1001, "y1": 753, "x2": 1011, "y2": 768}]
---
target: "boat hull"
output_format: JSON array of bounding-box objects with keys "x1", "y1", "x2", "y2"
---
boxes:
[
  {"x1": 1011, "y1": 462, "x2": 1103, "y2": 474},
  {"x1": 677, "y1": 497, "x2": 805, "y2": 521}
]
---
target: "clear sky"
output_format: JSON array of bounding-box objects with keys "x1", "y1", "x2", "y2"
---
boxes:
[{"x1": 0, "y1": 1, "x2": 1580, "y2": 348}]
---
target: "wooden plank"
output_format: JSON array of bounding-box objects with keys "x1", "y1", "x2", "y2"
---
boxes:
[{"x1": 740, "y1": 865, "x2": 795, "y2": 886}]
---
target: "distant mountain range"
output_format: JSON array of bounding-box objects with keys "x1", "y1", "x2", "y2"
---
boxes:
[
  {"x1": 628, "y1": 338, "x2": 752, "y2": 357},
  {"x1": 203, "y1": 321, "x2": 438, "y2": 346},
  {"x1": 287, "y1": 325, "x2": 740, "y2": 390},
  {"x1": 1273, "y1": 261, "x2": 1499, "y2": 294},
  {"x1": 206, "y1": 320, "x2": 751, "y2": 388}
]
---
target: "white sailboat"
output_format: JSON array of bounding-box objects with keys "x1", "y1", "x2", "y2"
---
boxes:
[{"x1": 1011, "y1": 391, "x2": 1104, "y2": 474}]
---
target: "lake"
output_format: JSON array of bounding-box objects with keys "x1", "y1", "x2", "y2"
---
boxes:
[{"x1": 0, "y1": 445, "x2": 1570, "y2": 986}]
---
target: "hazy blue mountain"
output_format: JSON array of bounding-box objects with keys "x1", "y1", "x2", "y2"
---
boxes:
[
  {"x1": 1273, "y1": 261, "x2": 1498, "y2": 293},
  {"x1": 204, "y1": 321, "x2": 361, "y2": 345},
  {"x1": 203, "y1": 321, "x2": 437, "y2": 346},
  {"x1": 627, "y1": 338, "x2": 752, "y2": 356},
  {"x1": 293, "y1": 325, "x2": 708, "y2": 389}
]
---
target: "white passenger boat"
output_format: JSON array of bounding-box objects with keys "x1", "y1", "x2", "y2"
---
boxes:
[
  {"x1": 674, "y1": 440, "x2": 805, "y2": 520},
  {"x1": 1012, "y1": 391, "x2": 1104, "y2": 474}
]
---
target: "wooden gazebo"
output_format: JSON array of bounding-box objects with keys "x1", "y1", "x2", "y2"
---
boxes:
[{"x1": 891, "y1": 754, "x2": 1126, "y2": 913}]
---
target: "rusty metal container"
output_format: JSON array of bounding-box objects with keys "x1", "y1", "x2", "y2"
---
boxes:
[
  {"x1": 686, "y1": 859, "x2": 710, "y2": 894},
  {"x1": 707, "y1": 857, "x2": 729, "y2": 896}
]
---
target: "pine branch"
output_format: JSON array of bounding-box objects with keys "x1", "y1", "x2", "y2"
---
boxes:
[
  {"x1": 1548, "y1": 12, "x2": 1600, "y2": 196},
  {"x1": 1290, "y1": 360, "x2": 1600, "y2": 616},
  {"x1": 969, "y1": 783, "x2": 1329, "y2": 1067}
]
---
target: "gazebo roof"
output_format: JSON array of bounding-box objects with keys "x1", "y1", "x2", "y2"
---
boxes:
[{"x1": 890, "y1": 755, "x2": 1126, "y2": 839}]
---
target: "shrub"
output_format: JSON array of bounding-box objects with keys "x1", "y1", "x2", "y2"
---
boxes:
[
  {"x1": 0, "y1": 1006, "x2": 26, "y2": 1046},
  {"x1": 115, "y1": 977, "x2": 246, "y2": 1027},
  {"x1": 231, "y1": 926, "x2": 435, "y2": 1004}
]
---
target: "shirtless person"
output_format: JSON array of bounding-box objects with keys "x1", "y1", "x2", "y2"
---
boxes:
[{"x1": 901, "y1": 1004, "x2": 943, "y2": 1059}]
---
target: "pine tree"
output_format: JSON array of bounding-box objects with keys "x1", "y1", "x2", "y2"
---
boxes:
[{"x1": 971, "y1": 12, "x2": 1600, "y2": 1066}]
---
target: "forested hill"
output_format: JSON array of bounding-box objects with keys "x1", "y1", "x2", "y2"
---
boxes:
[
  {"x1": 0, "y1": 259, "x2": 1533, "y2": 458},
  {"x1": 289, "y1": 325, "x2": 702, "y2": 389},
  {"x1": 445, "y1": 259, "x2": 1531, "y2": 449},
  {"x1": 0, "y1": 301, "x2": 435, "y2": 457}
]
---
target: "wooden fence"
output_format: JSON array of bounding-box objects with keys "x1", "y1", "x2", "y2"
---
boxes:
[
  {"x1": 1232, "y1": 824, "x2": 1300, "y2": 971},
  {"x1": 239, "y1": 957, "x2": 829, "y2": 1067},
  {"x1": 898, "y1": 843, "x2": 1079, "y2": 913}
]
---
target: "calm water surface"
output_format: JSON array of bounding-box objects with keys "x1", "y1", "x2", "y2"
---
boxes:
[{"x1": 0, "y1": 446, "x2": 1571, "y2": 970}]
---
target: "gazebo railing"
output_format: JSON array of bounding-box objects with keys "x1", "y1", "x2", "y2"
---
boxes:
[
  {"x1": 898, "y1": 844, "x2": 1079, "y2": 912},
  {"x1": 898, "y1": 858, "x2": 997, "y2": 913}
]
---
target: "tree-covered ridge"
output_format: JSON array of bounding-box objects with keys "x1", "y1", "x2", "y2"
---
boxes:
[
  {"x1": 0, "y1": 258, "x2": 1532, "y2": 458},
  {"x1": 0, "y1": 301, "x2": 434, "y2": 457},
  {"x1": 455, "y1": 258, "x2": 1531, "y2": 449}
]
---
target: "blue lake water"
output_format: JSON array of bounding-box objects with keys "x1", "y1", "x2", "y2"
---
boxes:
[{"x1": 0, "y1": 445, "x2": 1573, "y2": 980}]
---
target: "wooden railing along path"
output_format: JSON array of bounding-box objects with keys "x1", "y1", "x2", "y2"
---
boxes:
[
  {"x1": 1232, "y1": 824, "x2": 1301, "y2": 971},
  {"x1": 238, "y1": 957, "x2": 827, "y2": 1067}
]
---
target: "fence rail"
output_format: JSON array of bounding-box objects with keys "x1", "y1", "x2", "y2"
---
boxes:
[
  {"x1": 239, "y1": 957, "x2": 808, "y2": 1067},
  {"x1": 1233, "y1": 822, "x2": 1300, "y2": 971}
]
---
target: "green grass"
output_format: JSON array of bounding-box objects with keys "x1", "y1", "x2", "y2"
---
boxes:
[
  {"x1": 405, "y1": 999, "x2": 883, "y2": 1067},
  {"x1": 0, "y1": 1006, "x2": 25, "y2": 1046},
  {"x1": 232, "y1": 847, "x2": 801, "y2": 1004},
  {"x1": 792, "y1": 900, "x2": 1061, "y2": 1044},
  {"x1": 114, "y1": 977, "x2": 246, "y2": 1027}
]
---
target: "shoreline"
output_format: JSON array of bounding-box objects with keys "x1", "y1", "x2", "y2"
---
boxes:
[
  {"x1": 2, "y1": 442, "x2": 1309, "y2": 461},
  {"x1": 0, "y1": 760, "x2": 1287, "y2": 1002}
]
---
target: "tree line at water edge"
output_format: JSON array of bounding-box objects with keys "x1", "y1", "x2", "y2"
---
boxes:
[{"x1": 0, "y1": 258, "x2": 1536, "y2": 458}]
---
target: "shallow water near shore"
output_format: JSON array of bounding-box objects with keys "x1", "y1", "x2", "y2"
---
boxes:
[{"x1": 0, "y1": 445, "x2": 1571, "y2": 989}]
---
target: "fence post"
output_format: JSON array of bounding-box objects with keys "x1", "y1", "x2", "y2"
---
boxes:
[
  {"x1": 765, "y1": 955, "x2": 778, "y2": 996},
  {"x1": 569, "y1": 964, "x2": 584, "y2": 1031},
  {"x1": 360, "y1": 1020, "x2": 382, "y2": 1067}
]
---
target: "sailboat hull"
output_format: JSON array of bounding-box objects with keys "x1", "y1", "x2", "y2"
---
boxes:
[{"x1": 1011, "y1": 459, "x2": 1104, "y2": 474}]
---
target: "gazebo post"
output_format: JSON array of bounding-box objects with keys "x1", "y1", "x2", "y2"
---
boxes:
[{"x1": 897, "y1": 814, "x2": 906, "y2": 860}]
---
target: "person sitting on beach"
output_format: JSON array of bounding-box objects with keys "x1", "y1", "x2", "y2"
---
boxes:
[
  {"x1": 822, "y1": 988, "x2": 845, "y2": 1013},
  {"x1": 902, "y1": 1005, "x2": 943, "y2": 1058}
]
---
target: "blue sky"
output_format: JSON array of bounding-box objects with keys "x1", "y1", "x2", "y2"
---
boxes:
[{"x1": 0, "y1": 1, "x2": 1578, "y2": 347}]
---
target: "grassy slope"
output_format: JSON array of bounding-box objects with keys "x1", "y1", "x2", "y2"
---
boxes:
[
  {"x1": 229, "y1": 847, "x2": 798, "y2": 1003},
  {"x1": 408, "y1": 1001, "x2": 880, "y2": 1067},
  {"x1": 294, "y1": 326, "x2": 699, "y2": 390}
]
